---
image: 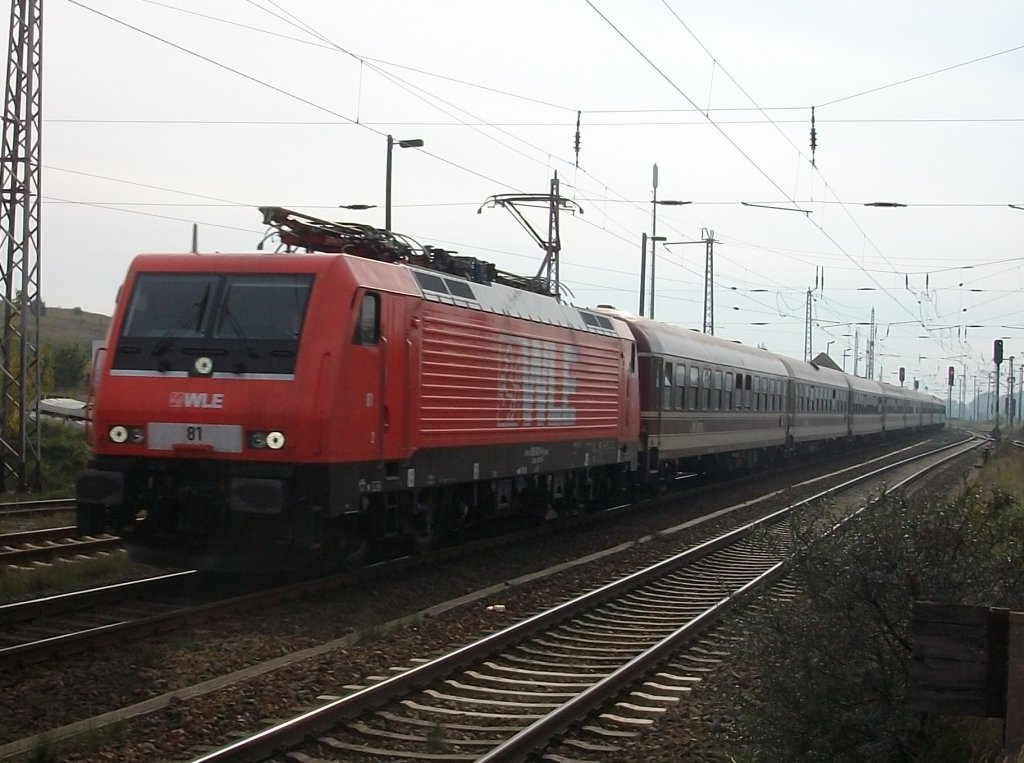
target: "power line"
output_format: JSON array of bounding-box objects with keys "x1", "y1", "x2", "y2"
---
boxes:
[
  {"x1": 41, "y1": 116, "x2": 1024, "y2": 126},
  {"x1": 818, "y1": 42, "x2": 1024, "y2": 108},
  {"x1": 589, "y1": 0, "x2": 963, "y2": 359}
]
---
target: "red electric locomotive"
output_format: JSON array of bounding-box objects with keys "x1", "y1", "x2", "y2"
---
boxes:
[{"x1": 76, "y1": 209, "x2": 639, "y2": 570}]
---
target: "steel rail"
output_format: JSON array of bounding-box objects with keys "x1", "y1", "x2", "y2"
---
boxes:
[
  {"x1": 191, "y1": 435, "x2": 979, "y2": 763},
  {"x1": 478, "y1": 436, "x2": 981, "y2": 761},
  {"x1": 0, "y1": 497, "x2": 75, "y2": 515}
]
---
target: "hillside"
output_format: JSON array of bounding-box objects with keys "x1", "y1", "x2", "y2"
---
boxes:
[
  {"x1": 34, "y1": 306, "x2": 111, "y2": 398},
  {"x1": 40, "y1": 305, "x2": 111, "y2": 348}
]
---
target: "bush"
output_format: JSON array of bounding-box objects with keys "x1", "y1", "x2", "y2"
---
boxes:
[
  {"x1": 730, "y1": 486, "x2": 1024, "y2": 762},
  {"x1": 40, "y1": 419, "x2": 91, "y2": 494}
]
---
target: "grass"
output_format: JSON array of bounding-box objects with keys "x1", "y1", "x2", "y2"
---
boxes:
[
  {"x1": 0, "y1": 553, "x2": 169, "y2": 605},
  {"x1": 975, "y1": 435, "x2": 1024, "y2": 497}
]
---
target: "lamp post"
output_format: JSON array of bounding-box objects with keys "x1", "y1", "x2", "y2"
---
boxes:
[
  {"x1": 385, "y1": 134, "x2": 423, "y2": 231},
  {"x1": 826, "y1": 340, "x2": 835, "y2": 357},
  {"x1": 643, "y1": 163, "x2": 690, "y2": 319}
]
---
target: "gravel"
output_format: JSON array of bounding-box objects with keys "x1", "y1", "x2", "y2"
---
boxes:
[{"x1": 1, "y1": 432, "x2": 973, "y2": 762}]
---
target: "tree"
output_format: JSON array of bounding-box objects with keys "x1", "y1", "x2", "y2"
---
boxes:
[{"x1": 45, "y1": 341, "x2": 89, "y2": 394}]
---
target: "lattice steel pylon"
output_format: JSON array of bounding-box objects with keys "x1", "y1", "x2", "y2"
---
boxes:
[{"x1": 0, "y1": 0, "x2": 43, "y2": 491}]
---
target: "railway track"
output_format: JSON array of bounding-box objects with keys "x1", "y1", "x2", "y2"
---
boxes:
[
  {"x1": 0, "y1": 497, "x2": 75, "y2": 517},
  {"x1": 188, "y1": 435, "x2": 980, "y2": 762},
  {"x1": 0, "y1": 435, "x2": 950, "y2": 672},
  {"x1": 0, "y1": 525, "x2": 122, "y2": 568},
  {"x1": 0, "y1": 571, "x2": 205, "y2": 667}
]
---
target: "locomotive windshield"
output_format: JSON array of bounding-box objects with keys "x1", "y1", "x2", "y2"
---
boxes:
[{"x1": 114, "y1": 272, "x2": 314, "y2": 375}]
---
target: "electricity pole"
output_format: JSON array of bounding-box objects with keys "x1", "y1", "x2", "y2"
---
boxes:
[{"x1": 0, "y1": 0, "x2": 43, "y2": 491}]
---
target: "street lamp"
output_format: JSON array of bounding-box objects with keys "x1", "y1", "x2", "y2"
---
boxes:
[
  {"x1": 826, "y1": 340, "x2": 835, "y2": 357},
  {"x1": 644, "y1": 164, "x2": 691, "y2": 318},
  {"x1": 385, "y1": 134, "x2": 424, "y2": 231},
  {"x1": 649, "y1": 200, "x2": 690, "y2": 319}
]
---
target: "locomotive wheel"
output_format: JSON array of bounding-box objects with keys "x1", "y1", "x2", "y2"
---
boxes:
[
  {"x1": 76, "y1": 502, "x2": 106, "y2": 536},
  {"x1": 330, "y1": 516, "x2": 370, "y2": 571},
  {"x1": 341, "y1": 536, "x2": 369, "y2": 571},
  {"x1": 412, "y1": 502, "x2": 440, "y2": 554}
]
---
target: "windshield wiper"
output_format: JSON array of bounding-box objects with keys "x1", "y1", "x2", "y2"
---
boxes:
[
  {"x1": 152, "y1": 285, "x2": 212, "y2": 358},
  {"x1": 219, "y1": 308, "x2": 259, "y2": 360}
]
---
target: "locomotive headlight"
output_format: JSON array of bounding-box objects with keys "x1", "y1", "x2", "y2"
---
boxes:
[
  {"x1": 248, "y1": 430, "x2": 286, "y2": 450},
  {"x1": 109, "y1": 425, "x2": 144, "y2": 444}
]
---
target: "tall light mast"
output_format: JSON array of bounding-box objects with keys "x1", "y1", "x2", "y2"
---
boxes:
[{"x1": 0, "y1": 0, "x2": 43, "y2": 491}]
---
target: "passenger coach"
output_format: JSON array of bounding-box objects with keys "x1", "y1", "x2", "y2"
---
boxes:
[{"x1": 603, "y1": 311, "x2": 791, "y2": 482}]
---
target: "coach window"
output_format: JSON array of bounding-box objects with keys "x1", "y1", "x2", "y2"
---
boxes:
[
  {"x1": 702, "y1": 368, "x2": 712, "y2": 410},
  {"x1": 714, "y1": 370, "x2": 723, "y2": 410},
  {"x1": 674, "y1": 364, "x2": 687, "y2": 410},
  {"x1": 725, "y1": 372, "x2": 733, "y2": 410},
  {"x1": 743, "y1": 374, "x2": 751, "y2": 409},
  {"x1": 663, "y1": 363, "x2": 673, "y2": 410},
  {"x1": 352, "y1": 292, "x2": 380, "y2": 345},
  {"x1": 734, "y1": 373, "x2": 743, "y2": 410}
]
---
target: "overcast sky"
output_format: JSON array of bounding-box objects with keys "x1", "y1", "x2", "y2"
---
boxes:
[{"x1": 20, "y1": 0, "x2": 1024, "y2": 398}]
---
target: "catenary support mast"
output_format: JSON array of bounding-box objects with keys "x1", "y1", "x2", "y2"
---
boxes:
[{"x1": 0, "y1": 0, "x2": 43, "y2": 491}]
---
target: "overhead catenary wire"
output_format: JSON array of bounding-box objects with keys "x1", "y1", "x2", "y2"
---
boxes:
[{"x1": 53, "y1": 1, "x2": 1018, "y2": 382}]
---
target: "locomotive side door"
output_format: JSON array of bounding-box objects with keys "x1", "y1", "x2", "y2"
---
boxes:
[{"x1": 349, "y1": 290, "x2": 387, "y2": 462}]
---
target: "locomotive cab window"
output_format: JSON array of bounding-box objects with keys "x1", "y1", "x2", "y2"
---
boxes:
[
  {"x1": 214, "y1": 275, "x2": 311, "y2": 340},
  {"x1": 115, "y1": 272, "x2": 313, "y2": 375},
  {"x1": 353, "y1": 293, "x2": 381, "y2": 345}
]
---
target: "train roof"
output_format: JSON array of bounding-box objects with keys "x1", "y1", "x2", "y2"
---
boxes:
[
  {"x1": 846, "y1": 374, "x2": 885, "y2": 395},
  {"x1": 776, "y1": 355, "x2": 850, "y2": 386},
  {"x1": 599, "y1": 309, "x2": 789, "y2": 376},
  {"x1": 124, "y1": 252, "x2": 633, "y2": 343}
]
